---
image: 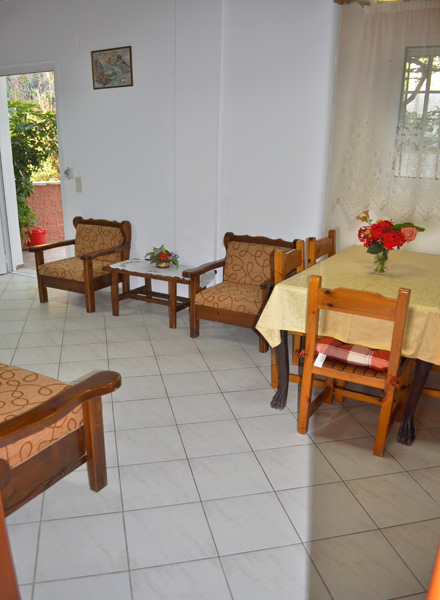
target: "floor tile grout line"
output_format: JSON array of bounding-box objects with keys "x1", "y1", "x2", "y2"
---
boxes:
[{"x1": 4, "y1": 272, "x2": 440, "y2": 600}]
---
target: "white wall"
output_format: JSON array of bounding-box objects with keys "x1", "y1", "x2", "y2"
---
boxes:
[
  {"x1": 0, "y1": 0, "x2": 339, "y2": 266},
  {"x1": 220, "y1": 0, "x2": 339, "y2": 247}
]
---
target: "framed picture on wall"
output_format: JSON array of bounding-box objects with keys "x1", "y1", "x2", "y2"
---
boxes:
[{"x1": 91, "y1": 46, "x2": 133, "y2": 89}]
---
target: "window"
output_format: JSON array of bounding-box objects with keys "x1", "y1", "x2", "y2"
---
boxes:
[{"x1": 394, "y1": 46, "x2": 440, "y2": 179}]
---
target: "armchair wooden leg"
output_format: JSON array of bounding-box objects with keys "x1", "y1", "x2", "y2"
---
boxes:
[
  {"x1": 190, "y1": 313, "x2": 199, "y2": 338},
  {"x1": 83, "y1": 397, "x2": 107, "y2": 492},
  {"x1": 189, "y1": 280, "x2": 200, "y2": 338},
  {"x1": 34, "y1": 251, "x2": 48, "y2": 304},
  {"x1": 85, "y1": 291, "x2": 95, "y2": 313},
  {"x1": 259, "y1": 336, "x2": 269, "y2": 353},
  {"x1": 37, "y1": 278, "x2": 48, "y2": 304},
  {"x1": 84, "y1": 259, "x2": 95, "y2": 313},
  {"x1": 0, "y1": 461, "x2": 20, "y2": 600}
]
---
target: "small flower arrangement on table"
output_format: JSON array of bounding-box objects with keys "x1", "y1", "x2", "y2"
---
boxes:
[
  {"x1": 356, "y1": 210, "x2": 424, "y2": 273},
  {"x1": 145, "y1": 245, "x2": 179, "y2": 269}
]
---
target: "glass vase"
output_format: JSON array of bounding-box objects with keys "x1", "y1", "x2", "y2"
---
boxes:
[{"x1": 373, "y1": 250, "x2": 388, "y2": 274}]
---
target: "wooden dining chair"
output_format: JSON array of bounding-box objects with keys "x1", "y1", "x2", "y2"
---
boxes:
[
  {"x1": 297, "y1": 275, "x2": 412, "y2": 457},
  {"x1": 271, "y1": 241, "x2": 305, "y2": 387},
  {"x1": 273, "y1": 229, "x2": 336, "y2": 388},
  {"x1": 307, "y1": 229, "x2": 336, "y2": 267}
]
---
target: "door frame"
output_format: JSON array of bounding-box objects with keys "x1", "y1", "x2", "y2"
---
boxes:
[{"x1": 0, "y1": 61, "x2": 65, "y2": 272}]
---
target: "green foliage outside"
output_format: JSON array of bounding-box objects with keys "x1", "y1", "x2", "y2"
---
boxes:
[
  {"x1": 7, "y1": 72, "x2": 59, "y2": 241},
  {"x1": 8, "y1": 99, "x2": 58, "y2": 241}
]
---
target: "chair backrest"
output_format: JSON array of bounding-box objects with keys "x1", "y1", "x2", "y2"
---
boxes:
[
  {"x1": 74, "y1": 217, "x2": 131, "y2": 262},
  {"x1": 307, "y1": 229, "x2": 336, "y2": 267},
  {"x1": 274, "y1": 240, "x2": 305, "y2": 285},
  {"x1": 223, "y1": 232, "x2": 295, "y2": 286},
  {"x1": 304, "y1": 275, "x2": 410, "y2": 377}
]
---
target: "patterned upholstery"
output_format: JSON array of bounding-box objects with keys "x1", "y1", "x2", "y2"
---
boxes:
[
  {"x1": 38, "y1": 257, "x2": 117, "y2": 282},
  {"x1": 195, "y1": 242, "x2": 290, "y2": 316},
  {"x1": 224, "y1": 242, "x2": 290, "y2": 286},
  {"x1": 0, "y1": 364, "x2": 83, "y2": 468},
  {"x1": 195, "y1": 281, "x2": 264, "y2": 315},
  {"x1": 75, "y1": 223, "x2": 123, "y2": 263}
]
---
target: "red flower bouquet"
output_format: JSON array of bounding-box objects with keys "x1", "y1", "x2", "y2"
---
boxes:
[{"x1": 356, "y1": 210, "x2": 424, "y2": 273}]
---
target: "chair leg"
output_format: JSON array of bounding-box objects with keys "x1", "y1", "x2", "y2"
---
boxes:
[
  {"x1": 83, "y1": 397, "x2": 107, "y2": 492},
  {"x1": 189, "y1": 302, "x2": 199, "y2": 338},
  {"x1": 85, "y1": 290, "x2": 95, "y2": 313},
  {"x1": 333, "y1": 380, "x2": 346, "y2": 404},
  {"x1": 297, "y1": 362, "x2": 315, "y2": 434},
  {"x1": 37, "y1": 277, "x2": 48, "y2": 304},
  {"x1": 271, "y1": 348, "x2": 279, "y2": 388},
  {"x1": 374, "y1": 386, "x2": 395, "y2": 457},
  {"x1": 0, "y1": 462, "x2": 20, "y2": 600},
  {"x1": 34, "y1": 251, "x2": 48, "y2": 304},
  {"x1": 83, "y1": 260, "x2": 95, "y2": 313},
  {"x1": 292, "y1": 334, "x2": 301, "y2": 367},
  {"x1": 259, "y1": 336, "x2": 269, "y2": 353}
]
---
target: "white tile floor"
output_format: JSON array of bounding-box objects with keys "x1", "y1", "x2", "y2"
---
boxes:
[{"x1": 2, "y1": 270, "x2": 440, "y2": 600}]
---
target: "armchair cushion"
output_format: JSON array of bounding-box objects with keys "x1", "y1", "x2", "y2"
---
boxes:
[
  {"x1": 195, "y1": 281, "x2": 264, "y2": 315},
  {"x1": 75, "y1": 223, "x2": 124, "y2": 262},
  {"x1": 224, "y1": 242, "x2": 291, "y2": 286},
  {"x1": 38, "y1": 257, "x2": 118, "y2": 282},
  {"x1": 0, "y1": 364, "x2": 82, "y2": 468}
]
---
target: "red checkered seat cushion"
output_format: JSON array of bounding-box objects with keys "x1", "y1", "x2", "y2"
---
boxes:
[{"x1": 316, "y1": 337, "x2": 390, "y2": 371}]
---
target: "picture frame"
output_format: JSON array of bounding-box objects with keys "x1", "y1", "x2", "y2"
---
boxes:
[{"x1": 91, "y1": 46, "x2": 133, "y2": 90}]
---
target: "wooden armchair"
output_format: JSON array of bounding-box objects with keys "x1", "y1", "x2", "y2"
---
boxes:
[
  {"x1": 29, "y1": 216, "x2": 132, "y2": 313},
  {"x1": 297, "y1": 276, "x2": 412, "y2": 456},
  {"x1": 183, "y1": 232, "x2": 297, "y2": 352},
  {"x1": 0, "y1": 364, "x2": 121, "y2": 600}
]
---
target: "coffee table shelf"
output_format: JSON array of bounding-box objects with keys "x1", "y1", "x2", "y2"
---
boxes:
[{"x1": 105, "y1": 259, "x2": 214, "y2": 328}]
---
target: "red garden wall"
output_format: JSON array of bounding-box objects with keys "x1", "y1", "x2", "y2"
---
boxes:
[{"x1": 27, "y1": 182, "x2": 64, "y2": 242}]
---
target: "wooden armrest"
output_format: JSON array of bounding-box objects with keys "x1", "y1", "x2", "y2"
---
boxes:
[
  {"x1": 182, "y1": 259, "x2": 225, "y2": 278},
  {"x1": 261, "y1": 278, "x2": 274, "y2": 290},
  {"x1": 0, "y1": 370, "x2": 121, "y2": 448},
  {"x1": 28, "y1": 239, "x2": 75, "y2": 252},
  {"x1": 79, "y1": 243, "x2": 131, "y2": 260}
]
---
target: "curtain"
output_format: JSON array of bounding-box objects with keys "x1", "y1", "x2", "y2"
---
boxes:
[{"x1": 332, "y1": 1, "x2": 440, "y2": 222}]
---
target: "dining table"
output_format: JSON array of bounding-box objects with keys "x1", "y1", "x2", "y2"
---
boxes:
[{"x1": 256, "y1": 245, "x2": 440, "y2": 445}]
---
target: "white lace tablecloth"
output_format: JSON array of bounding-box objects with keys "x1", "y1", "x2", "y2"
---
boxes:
[{"x1": 109, "y1": 259, "x2": 215, "y2": 287}]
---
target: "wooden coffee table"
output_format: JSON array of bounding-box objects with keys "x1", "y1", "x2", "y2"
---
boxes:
[{"x1": 105, "y1": 259, "x2": 215, "y2": 328}]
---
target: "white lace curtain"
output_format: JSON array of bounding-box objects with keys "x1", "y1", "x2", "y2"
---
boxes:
[{"x1": 331, "y1": 1, "x2": 440, "y2": 222}]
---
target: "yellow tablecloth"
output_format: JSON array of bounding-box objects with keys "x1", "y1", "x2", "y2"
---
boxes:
[{"x1": 256, "y1": 245, "x2": 440, "y2": 365}]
